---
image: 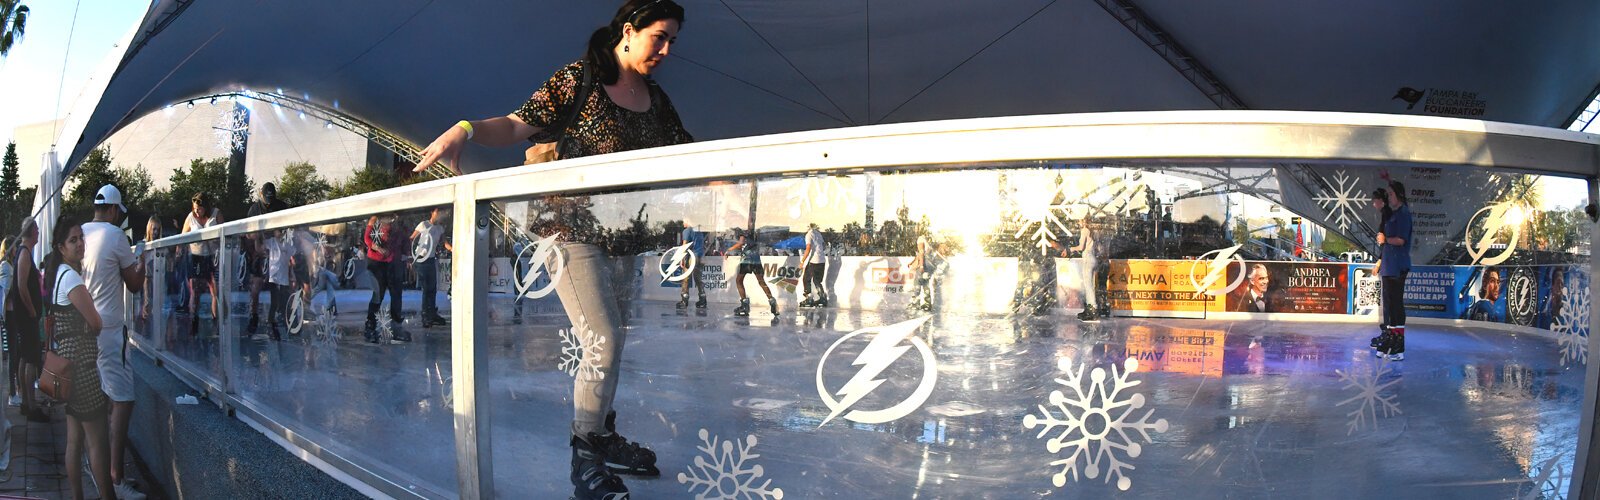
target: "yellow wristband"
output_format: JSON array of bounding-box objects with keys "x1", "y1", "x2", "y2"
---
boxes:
[{"x1": 455, "y1": 120, "x2": 474, "y2": 140}]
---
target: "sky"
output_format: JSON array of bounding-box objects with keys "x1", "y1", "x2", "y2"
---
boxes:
[{"x1": 0, "y1": 0, "x2": 148, "y2": 145}]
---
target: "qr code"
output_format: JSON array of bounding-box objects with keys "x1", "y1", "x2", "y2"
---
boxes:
[{"x1": 1355, "y1": 277, "x2": 1381, "y2": 309}]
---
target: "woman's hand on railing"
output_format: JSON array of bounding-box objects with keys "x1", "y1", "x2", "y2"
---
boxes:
[{"x1": 414, "y1": 124, "x2": 470, "y2": 176}]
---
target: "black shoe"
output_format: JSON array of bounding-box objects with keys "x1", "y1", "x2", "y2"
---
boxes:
[
  {"x1": 571, "y1": 434, "x2": 630, "y2": 500},
  {"x1": 364, "y1": 322, "x2": 379, "y2": 344},
  {"x1": 734, "y1": 299, "x2": 750, "y2": 317},
  {"x1": 676, "y1": 295, "x2": 689, "y2": 309},
  {"x1": 594, "y1": 413, "x2": 660, "y2": 477},
  {"x1": 1374, "y1": 333, "x2": 1396, "y2": 358},
  {"x1": 1077, "y1": 310, "x2": 1100, "y2": 322},
  {"x1": 428, "y1": 316, "x2": 449, "y2": 327},
  {"x1": 695, "y1": 296, "x2": 707, "y2": 309},
  {"x1": 1387, "y1": 334, "x2": 1406, "y2": 361},
  {"x1": 391, "y1": 330, "x2": 412, "y2": 344}
]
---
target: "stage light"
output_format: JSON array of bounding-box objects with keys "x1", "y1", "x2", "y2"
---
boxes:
[
  {"x1": 187, "y1": 101, "x2": 194, "y2": 109},
  {"x1": 209, "y1": 97, "x2": 217, "y2": 105},
  {"x1": 298, "y1": 111, "x2": 306, "y2": 120},
  {"x1": 324, "y1": 121, "x2": 333, "y2": 129}
]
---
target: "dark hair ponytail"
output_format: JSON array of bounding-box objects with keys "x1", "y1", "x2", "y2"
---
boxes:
[
  {"x1": 1388, "y1": 181, "x2": 1407, "y2": 204},
  {"x1": 585, "y1": 0, "x2": 686, "y2": 85},
  {"x1": 42, "y1": 219, "x2": 79, "y2": 303}
]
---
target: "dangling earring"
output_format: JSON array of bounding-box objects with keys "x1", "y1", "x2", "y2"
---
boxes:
[{"x1": 624, "y1": 45, "x2": 630, "y2": 52}]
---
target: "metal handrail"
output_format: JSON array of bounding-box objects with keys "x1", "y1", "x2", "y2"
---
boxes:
[{"x1": 137, "y1": 110, "x2": 1600, "y2": 252}]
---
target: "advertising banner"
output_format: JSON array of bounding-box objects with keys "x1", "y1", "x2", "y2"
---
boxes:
[
  {"x1": 1455, "y1": 266, "x2": 1508, "y2": 323},
  {"x1": 1106, "y1": 259, "x2": 1226, "y2": 317},
  {"x1": 1536, "y1": 265, "x2": 1589, "y2": 335},
  {"x1": 1120, "y1": 325, "x2": 1226, "y2": 378},
  {"x1": 1348, "y1": 264, "x2": 1380, "y2": 315},
  {"x1": 1224, "y1": 261, "x2": 1348, "y2": 314},
  {"x1": 1400, "y1": 265, "x2": 1466, "y2": 319},
  {"x1": 633, "y1": 255, "x2": 1021, "y2": 314}
]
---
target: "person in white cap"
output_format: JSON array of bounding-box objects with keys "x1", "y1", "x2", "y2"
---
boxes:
[{"x1": 79, "y1": 184, "x2": 148, "y2": 500}]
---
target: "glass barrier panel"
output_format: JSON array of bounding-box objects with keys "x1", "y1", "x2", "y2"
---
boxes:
[
  {"x1": 478, "y1": 160, "x2": 1590, "y2": 498},
  {"x1": 161, "y1": 237, "x2": 223, "y2": 378},
  {"x1": 229, "y1": 207, "x2": 458, "y2": 496}
]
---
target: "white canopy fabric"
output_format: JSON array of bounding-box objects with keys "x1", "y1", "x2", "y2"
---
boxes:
[{"x1": 50, "y1": 0, "x2": 1600, "y2": 176}]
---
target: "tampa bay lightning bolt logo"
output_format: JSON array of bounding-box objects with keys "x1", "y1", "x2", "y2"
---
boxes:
[
  {"x1": 1189, "y1": 244, "x2": 1247, "y2": 297},
  {"x1": 816, "y1": 316, "x2": 937, "y2": 426},
  {"x1": 515, "y1": 233, "x2": 565, "y2": 300},
  {"x1": 286, "y1": 289, "x2": 305, "y2": 334},
  {"x1": 659, "y1": 241, "x2": 697, "y2": 284},
  {"x1": 1465, "y1": 203, "x2": 1521, "y2": 266}
]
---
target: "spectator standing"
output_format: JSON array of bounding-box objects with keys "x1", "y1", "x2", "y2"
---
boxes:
[
  {"x1": 410, "y1": 208, "x2": 451, "y2": 327},
  {"x1": 80, "y1": 185, "x2": 147, "y2": 500}
]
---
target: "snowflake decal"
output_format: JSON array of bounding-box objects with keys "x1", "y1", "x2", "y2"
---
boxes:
[
  {"x1": 787, "y1": 176, "x2": 855, "y2": 219},
  {"x1": 1013, "y1": 184, "x2": 1073, "y2": 255},
  {"x1": 677, "y1": 428, "x2": 784, "y2": 500},
  {"x1": 558, "y1": 316, "x2": 605, "y2": 380},
  {"x1": 1023, "y1": 357, "x2": 1169, "y2": 491},
  {"x1": 1313, "y1": 170, "x2": 1363, "y2": 233},
  {"x1": 1335, "y1": 358, "x2": 1401, "y2": 434},
  {"x1": 377, "y1": 315, "x2": 395, "y2": 344},
  {"x1": 214, "y1": 101, "x2": 250, "y2": 153},
  {"x1": 1554, "y1": 280, "x2": 1589, "y2": 368},
  {"x1": 314, "y1": 305, "x2": 340, "y2": 345},
  {"x1": 1518, "y1": 452, "x2": 1569, "y2": 500}
]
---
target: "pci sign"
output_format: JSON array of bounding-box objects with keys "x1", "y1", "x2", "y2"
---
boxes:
[{"x1": 872, "y1": 266, "x2": 909, "y2": 293}]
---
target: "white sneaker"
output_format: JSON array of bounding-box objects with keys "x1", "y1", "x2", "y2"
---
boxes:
[
  {"x1": 7, "y1": 394, "x2": 19, "y2": 407},
  {"x1": 114, "y1": 481, "x2": 147, "y2": 500}
]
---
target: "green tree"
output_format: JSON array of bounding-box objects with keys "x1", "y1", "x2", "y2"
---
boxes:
[
  {"x1": 275, "y1": 161, "x2": 332, "y2": 207},
  {"x1": 1320, "y1": 231, "x2": 1356, "y2": 257},
  {"x1": 1, "y1": 141, "x2": 18, "y2": 202},
  {"x1": 329, "y1": 164, "x2": 397, "y2": 199},
  {"x1": 0, "y1": 0, "x2": 28, "y2": 57},
  {"x1": 166, "y1": 157, "x2": 233, "y2": 217}
]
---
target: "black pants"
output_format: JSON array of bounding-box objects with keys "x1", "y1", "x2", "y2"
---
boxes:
[
  {"x1": 803, "y1": 262, "x2": 826, "y2": 297},
  {"x1": 1381, "y1": 272, "x2": 1407, "y2": 329},
  {"x1": 367, "y1": 260, "x2": 403, "y2": 325},
  {"x1": 269, "y1": 282, "x2": 289, "y2": 330}
]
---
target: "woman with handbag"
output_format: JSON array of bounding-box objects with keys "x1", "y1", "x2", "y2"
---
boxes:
[
  {"x1": 6, "y1": 218, "x2": 46, "y2": 422},
  {"x1": 409, "y1": 2, "x2": 690, "y2": 498},
  {"x1": 41, "y1": 221, "x2": 117, "y2": 500}
]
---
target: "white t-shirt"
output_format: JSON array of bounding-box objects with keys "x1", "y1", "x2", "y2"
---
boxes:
[
  {"x1": 805, "y1": 229, "x2": 825, "y2": 264},
  {"x1": 52, "y1": 264, "x2": 85, "y2": 307},
  {"x1": 184, "y1": 209, "x2": 220, "y2": 256},
  {"x1": 265, "y1": 234, "x2": 292, "y2": 285},
  {"x1": 82, "y1": 221, "x2": 136, "y2": 331},
  {"x1": 413, "y1": 221, "x2": 445, "y2": 262}
]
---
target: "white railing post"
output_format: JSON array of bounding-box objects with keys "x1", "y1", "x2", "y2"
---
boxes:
[{"x1": 452, "y1": 183, "x2": 494, "y2": 499}]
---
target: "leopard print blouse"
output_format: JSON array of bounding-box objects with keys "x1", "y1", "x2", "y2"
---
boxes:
[{"x1": 515, "y1": 60, "x2": 693, "y2": 159}]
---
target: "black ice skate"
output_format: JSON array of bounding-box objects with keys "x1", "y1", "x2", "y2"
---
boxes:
[
  {"x1": 734, "y1": 299, "x2": 751, "y2": 317},
  {"x1": 571, "y1": 434, "x2": 629, "y2": 500}
]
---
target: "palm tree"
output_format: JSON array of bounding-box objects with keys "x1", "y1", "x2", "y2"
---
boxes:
[{"x1": 0, "y1": 0, "x2": 28, "y2": 57}]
